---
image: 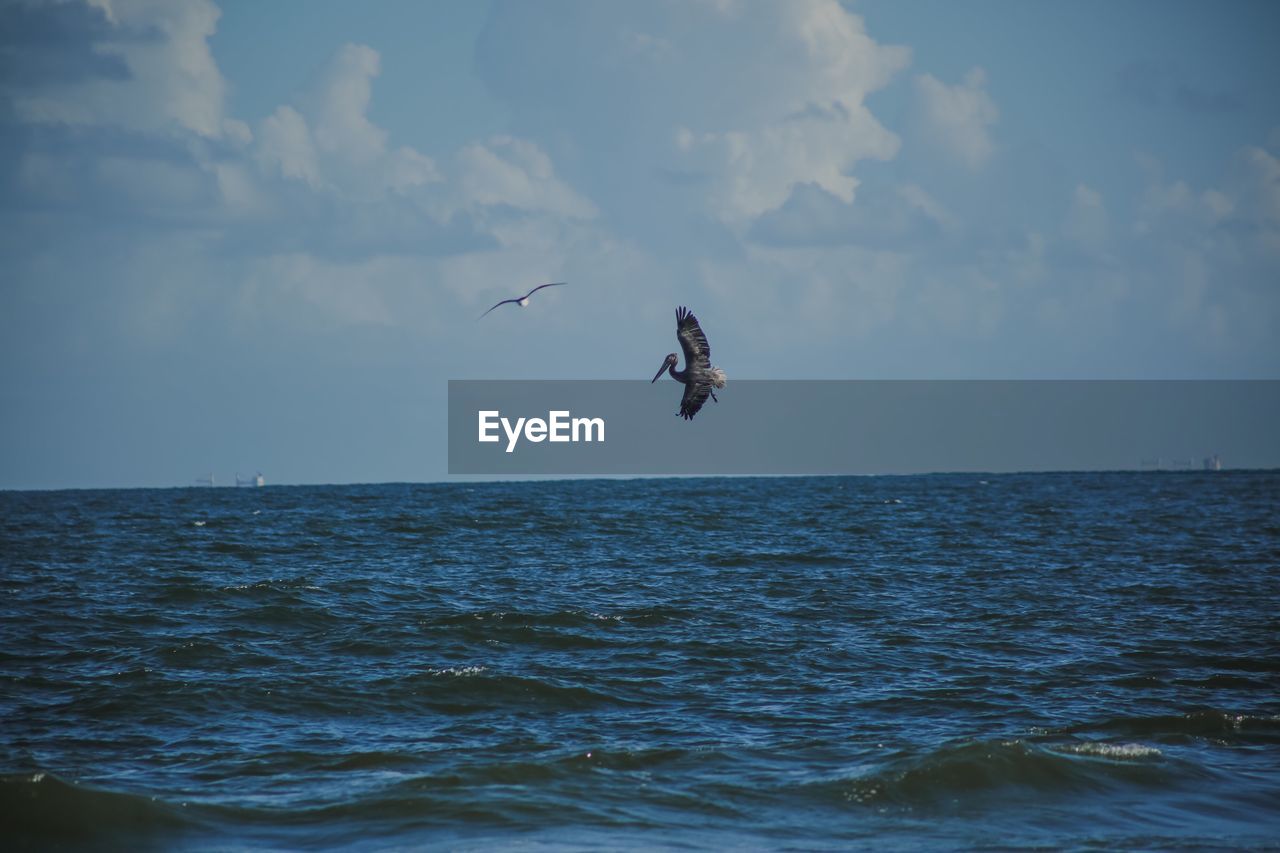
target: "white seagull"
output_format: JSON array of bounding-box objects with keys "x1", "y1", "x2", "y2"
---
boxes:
[{"x1": 478, "y1": 282, "x2": 566, "y2": 320}]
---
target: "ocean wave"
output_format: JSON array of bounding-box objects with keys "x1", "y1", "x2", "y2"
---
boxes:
[
  {"x1": 0, "y1": 772, "x2": 196, "y2": 846},
  {"x1": 1064, "y1": 710, "x2": 1280, "y2": 744},
  {"x1": 384, "y1": 669, "x2": 647, "y2": 713},
  {"x1": 828, "y1": 737, "x2": 1181, "y2": 809}
]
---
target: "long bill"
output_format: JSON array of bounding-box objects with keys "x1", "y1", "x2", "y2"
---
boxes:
[{"x1": 651, "y1": 361, "x2": 669, "y2": 383}]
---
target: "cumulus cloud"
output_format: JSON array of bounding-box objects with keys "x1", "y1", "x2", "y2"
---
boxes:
[
  {"x1": 257, "y1": 105, "x2": 322, "y2": 187},
  {"x1": 1093, "y1": 149, "x2": 1280, "y2": 355},
  {"x1": 309, "y1": 44, "x2": 385, "y2": 162},
  {"x1": 0, "y1": 0, "x2": 601, "y2": 342},
  {"x1": 476, "y1": 0, "x2": 909, "y2": 226},
  {"x1": 675, "y1": 101, "x2": 900, "y2": 221},
  {"x1": 672, "y1": 0, "x2": 907, "y2": 219},
  {"x1": 2, "y1": 4, "x2": 589, "y2": 251},
  {"x1": 746, "y1": 180, "x2": 953, "y2": 249},
  {"x1": 254, "y1": 44, "x2": 440, "y2": 199},
  {"x1": 1132, "y1": 150, "x2": 1274, "y2": 243},
  {"x1": 8, "y1": 0, "x2": 238, "y2": 139},
  {"x1": 455, "y1": 136, "x2": 597, "y2": 219},
  {"x1": 3, "y1": 0, "x2": 1275, "y2": 386},
  {"x1": 914, "y1": 67, "x2": 999, "y2": 170},
  {"x1": 0, "y1": 0, "x2": 129, "y2": 85},
  {"x1": 244, "y1": 41, "x2": 594, "y2": 274}
]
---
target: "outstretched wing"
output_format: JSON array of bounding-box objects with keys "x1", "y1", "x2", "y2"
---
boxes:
[
  {"x1": 675, "y1": 306, "x2": 711, "y2": 370},
  {"x1": 678, "y1": 380, "x2": 713, "y2": 420},
  {"x1": 478, "y1": 298, "x2": 518, "y2": 319},
  {"x1": 523, "y1": 281, "x2": 566, "y2": 299}
]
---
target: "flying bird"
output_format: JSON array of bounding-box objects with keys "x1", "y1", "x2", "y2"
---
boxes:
[
  {"x1": 478, "y1": 282, "x2": 566, "y2": 319},
  {"x1": 651, "y1": 306, "x2": 727, "y2": 420}
]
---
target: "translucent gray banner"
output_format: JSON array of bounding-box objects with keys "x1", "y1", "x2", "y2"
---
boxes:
[{"x1": 447, "y1": 380, "x2": 1280, "y2": 475}]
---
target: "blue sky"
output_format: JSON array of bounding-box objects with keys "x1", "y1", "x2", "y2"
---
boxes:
[{"x1": 1, "y1": 0, "x2": 1277, "y2": 488}]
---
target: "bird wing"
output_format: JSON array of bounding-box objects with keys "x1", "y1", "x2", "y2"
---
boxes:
[
  {"x1": 675, "y1": 306, "x2": 712, "y2": 370},
  {"x1": 524, "y1": 281, "x2": 566, "y2": 299},
  {"x1": 478, "y1": 298, "x2": 519, "y2": 319},
  {"x1": 678, "y1": 380, "x2": 713, "y2": 420}
]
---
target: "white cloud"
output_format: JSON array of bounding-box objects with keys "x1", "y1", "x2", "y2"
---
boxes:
[
  {"x1": 677, "y1": 106, "x2": 899, "y2": 221},
  {"x1": 12, "y1": 0, "x2": 233, "y2": 139},
  {"x1": 476, "y1": 0, "x2": 909, "y2": 227},
  {"x1": 1137, "y1": 147, "x2": 1280, "y2": 256},
  {"x1": 455, "y1": 136, "x2": 597, "y2": 220},
  {"x1": 257, "y1": 106, "x2": 322, "y2": 187},
  {"x1": 914, "y1": 67, "x2": 999, "y2": 170},
  {"x1": 249, "y1": 44, "x2": 593, "y2": 246},
  {"x1": 254, "y1": 44, "x2": 440, "y2": 199},
  {"x1": 209, "y1": 161, "x2": 265, "y2": 214},
  {"x1": 746, "y1": 180, "x2": 953, "y2": 248},
  {"x1": 694, "y1": 244, "x2": 907, "y2": 352},
  {"x1": 1201, "y1": 189, "x2": 1234, "y2": 223},
  {"x1": 1137, "y1": 177, "x2": 1194, "y2": 228},
  {"x1": 236, "y1": 252, "x2": 395, "y2": 329},
  {"x1": 1064, "y1": 184, "x2": 1108, "y2": 250},
  {"x1": 898, "y1": 184, "x2": 956, "y2": 232},
  {"x1": 5, "y1": 0, "x2": 1275, "y2": 384},
  {"x1": 93, "y1": 154, "x2": 211, "y2": 208},
  {"x1": 670, "y1": 0, "x2": 908, "y2": 221},
  {"x1": 1113, "y1": 149, "x2": 1280, "y2": 354},
  {"x1": 1233, "y1": 146, "x2": 1280, "y2": 228},
  {"x1": 309, "y1": 44, "x2": 386, "y2": 164},
  {"x1": 2, "y1": 0, "x2": 600, "y2": 336}
]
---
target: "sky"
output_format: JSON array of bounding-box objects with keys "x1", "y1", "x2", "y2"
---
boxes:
[{"x1": 1, "y1": 0, "x2": 1278, "y2": 489}]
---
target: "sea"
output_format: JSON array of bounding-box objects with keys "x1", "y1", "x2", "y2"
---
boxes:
[{"x1": 2, "y1": 472, "x2": 1278, "y2": 850}]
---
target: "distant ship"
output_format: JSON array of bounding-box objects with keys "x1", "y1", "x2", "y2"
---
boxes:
[
  {"x1": 236, "y1": 472, "x2": 266, "y2": 487},
  {"x1": 1203, "y1": 454, "x2": 1222, "y2": 471}
]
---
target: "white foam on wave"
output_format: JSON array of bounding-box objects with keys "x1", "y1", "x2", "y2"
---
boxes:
[
  {"x1": 428, "y1": 665, "x2": 486, "y2": 677},
  {"x1": 590, "y1": 612, "x2": 623, "y2": 622},
  {"x1": 1062, "y1": 741, "x2": 1162, "y2": 760}
]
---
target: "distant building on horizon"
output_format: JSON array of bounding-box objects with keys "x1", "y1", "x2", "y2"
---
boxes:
[{"x1": 1140, "y1": 455, "x2": 1223, "y2": 471}]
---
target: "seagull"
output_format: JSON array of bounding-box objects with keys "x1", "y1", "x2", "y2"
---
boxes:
[{"x1": 478, "y1": 282, "x2": 566, "y2": 319}]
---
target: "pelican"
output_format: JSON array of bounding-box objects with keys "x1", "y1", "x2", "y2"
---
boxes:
[
  {"x1": 478, "y1": 282, "x2": 566, "y2": 319},
  {"x1": 651, "y1": 306, "x2": 727, "y2": 420}
]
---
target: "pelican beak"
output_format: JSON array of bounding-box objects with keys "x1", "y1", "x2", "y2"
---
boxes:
[{"x1": 651, "y1": 361, "x2": 667, "y2": 383}]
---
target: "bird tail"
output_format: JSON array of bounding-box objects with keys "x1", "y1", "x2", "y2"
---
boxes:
[{"x1": 709, "y1": 366, "x2": 727, "y2": 388}]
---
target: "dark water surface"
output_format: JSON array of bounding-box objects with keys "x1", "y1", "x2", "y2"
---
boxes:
[{"x1": 3, "y1": 472, "x2": 1278, "y2": 849}]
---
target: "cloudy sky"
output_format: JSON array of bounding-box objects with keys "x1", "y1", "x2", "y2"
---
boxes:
[{"x1": 2, "y1": 0, "x2": 1277, "y2": 488}]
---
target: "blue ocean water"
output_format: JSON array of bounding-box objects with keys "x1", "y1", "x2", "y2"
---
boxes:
[{"x1": 2, "y1": 472, "x2": 1278, "y2": 850}]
